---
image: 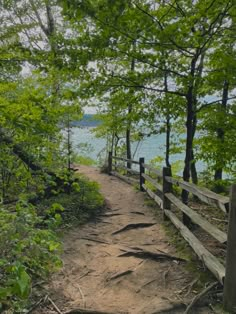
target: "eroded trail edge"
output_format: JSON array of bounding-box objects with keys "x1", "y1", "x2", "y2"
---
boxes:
[{"x1": 36, "y1": 166, "x2": 208, "y2": 314}]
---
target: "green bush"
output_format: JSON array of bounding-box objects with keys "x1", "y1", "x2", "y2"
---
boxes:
[
  {"x1": 198, "y1": 170, "x2": 233, "y2": 194},
  {"x1": 0, "y1": 201, "x2": 62, "y2": 312},
  {"x1": 37, "y1": 176, "x2": 104, "y2": 225},
  {"x1": 0, "y1": 175, "x2": 104, "y2": 312}
]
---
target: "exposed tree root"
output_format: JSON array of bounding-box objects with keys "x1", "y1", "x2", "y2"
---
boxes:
[
  {"x1": 112, "y1": 223, "x2": 156, "y2": 235},
  {"x1": 136, "y1": 278, "x2": 159, "y2": 293},
  {"x1": 118, "y1": 248, "x2": 186, "y2": 262},
  {"x1": 100, "y1": 213, "x2": 122, "y2": 217},
  {"x1": 80, "y1": 237, "x2": 110, "y2": 245},
  {"x1": 109, "y1": 269, "x2": 133, "y2": 281},
  {"x1": 130, "y1": 211, "x2": 145, "y2": 216}
]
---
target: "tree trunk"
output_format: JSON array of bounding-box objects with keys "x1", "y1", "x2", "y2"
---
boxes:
[
  {"x1": 126, "y1": 125, "x2": 132, "y2": 169},
  {"x1": 189, "y1": 50, "x2": 205, "y2": 185},
  {"x1": 163, "y1": 66, "x2": 172, "y2": 169},
  {"x1": 182, "y1": 54, "x2": 198, "y2": 205},
  {"x1": 182, "y1": 54, "x2": 199, "y2": 227},
  {"x1": 126, "y1": 44, "x2": 135, "y2": 169},
  {"x1": 165, "y1": 114, "x2": 171, "y2": 168},
  {"x1": 67, "y1": 115, "x2": 72, "y2": 172},
  {"x1": 214, "y1": 80, "x2": 229, "y2": 181},
  {"x1": 182, "y1": 99, "x2": 194, "y2": 203},
  {"x1": 191, "y1": 112, "x2": 198, "y2": 184},
  {"x1": 191, "y1": 150, "x2": 198, "y2": 184}
]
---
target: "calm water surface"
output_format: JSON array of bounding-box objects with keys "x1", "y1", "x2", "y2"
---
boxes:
[{"x1": 71, "y1": 127, "x2": 205, "y2": 173}]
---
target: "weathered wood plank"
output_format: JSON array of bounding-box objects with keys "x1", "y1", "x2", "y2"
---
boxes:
[
  {"x1": 164, "y1": 209, "x2": 225, "y2": 284},
  {"x1": 110, "y1": 171, "x2": 139, "y2": 185},
  {"x1": 165, "y1": 193, "x2": 227, "y2": 243},
  {"x1": 112, "y1": 156, "x2": 139, "y2": 165},
  {"x1": 165, "y1": 176, "x2": 229, "y2": 213},
  {"x1": 142, "y1": 163, "x2": 162, "y2": 177},
  {"x1": 142, "y1": 184, "x2": 163, "y2": 208},
  {"x1": 142, "y1": 174, "x2": 162, "y2": 192}
]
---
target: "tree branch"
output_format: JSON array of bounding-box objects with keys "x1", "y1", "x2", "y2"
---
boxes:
[
  {"x1": 197, "y1": 96, "x2": 236, "y2": 112},
  {"x1": 103, "y1": 83, "x2": 186, "y2": 97},
  {"x1": 109, "y1": 46, "x2": 188, "y2": 78},
  {"x1": 132, "y1": 1, "x2": 195, "y2": 56}
]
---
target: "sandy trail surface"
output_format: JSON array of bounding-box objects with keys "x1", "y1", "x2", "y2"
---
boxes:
[{"x1": 35, "y1": 166, "x2": 213, "y2": 314}]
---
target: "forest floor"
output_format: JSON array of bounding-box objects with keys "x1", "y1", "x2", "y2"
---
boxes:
[{"x1": 34, "y1": 166, "x2": 219, "y2": 314}]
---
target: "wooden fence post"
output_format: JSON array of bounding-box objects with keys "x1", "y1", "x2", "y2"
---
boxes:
[
  {"x1": 139, "y1": 157, "x2": 145, "y2": 191},
  {"x1": 223, "y1": 184, "x2": 236, "y2": 312},
  {"x1": 108, "y1": 151, "x2": 112, "y2": 175},
  {"x1": 162, "y1": 167, "x2": 172, "y2": 218}
]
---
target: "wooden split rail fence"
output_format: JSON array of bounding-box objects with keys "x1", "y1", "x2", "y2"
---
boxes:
[{"x1": 108, "y1": 152, "x2": 236, "y2": 312}]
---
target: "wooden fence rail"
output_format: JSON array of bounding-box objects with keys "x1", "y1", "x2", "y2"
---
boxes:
[{"x1": 108, "y1": 152, "x2": 235, "y2": 312}]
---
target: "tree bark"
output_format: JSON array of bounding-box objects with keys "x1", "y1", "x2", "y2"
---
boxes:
[
  {"x1": 126, "y1": 42, "x2": 136, "y2": 169},
  {"x1": 191, "y1": 112, "x2": 198, "y2": 184},
  {"x1": 163, "y1": 66, "x2": 171, "y2": 169},
  {"x1": 214, "y1": 80, "x2": 229, "y2": 181},
  {"x1": 182, "y1": 54, "x2": 199, "y2": 227},
  {"x1": 126, "y1": 123, "x2": 132, "y2": 169},
  {"x1": 165, "y1": 114, "x2": 171, "y2": 168},
  {"x1": 182, "y1": 96, "x2": 194, "y2": 204},
  {"x1": 190, "y1": 150, "x2": 198, "y2": 185},
  {"x1": 182, "y1": 53, "x2": 198, "y2": 205}
]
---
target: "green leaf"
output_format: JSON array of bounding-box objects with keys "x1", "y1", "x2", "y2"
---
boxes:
[{"x1": 14, "y1": 267, "x2": 31, "y2": 299}]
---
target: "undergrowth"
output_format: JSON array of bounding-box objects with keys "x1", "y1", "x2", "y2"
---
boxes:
[{"x1": 0, "y1": 175, "x2": 104, "y2": 313}]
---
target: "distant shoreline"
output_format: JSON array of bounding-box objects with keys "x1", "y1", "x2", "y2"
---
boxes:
[{"x1": 71, "y1": 114, "x2": 101, "y2": 128}]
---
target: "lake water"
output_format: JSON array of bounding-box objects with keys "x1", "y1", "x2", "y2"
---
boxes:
[{"x1": 71, "y1": 127, "x2": 205, "y2": 174}]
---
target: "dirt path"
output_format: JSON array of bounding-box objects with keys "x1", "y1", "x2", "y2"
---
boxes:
[{"x1": 36, "y1": 166, "x2": 212, "y2": 314}]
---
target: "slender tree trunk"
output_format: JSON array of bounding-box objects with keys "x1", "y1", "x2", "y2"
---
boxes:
[
  {"x1": 126, "y1": 123, "x2": 132, "y2": 169},
  {"x1": 214, "y1": 80, "x2": 229, "y2": 181},
  {"x1": 189, "y1": 51, "x2": 205, "y2": 185},
  {"x1": 182, "y1": 95, "x2": 195, "y2": 227},
  {"x1": 182, "y1": 54, "x2": 198, "y2": 205},
  {"x1": 190, "y1": 150, "x2": 198, "y2": 184},
  {"x1": 126, "y1": 44, "x2": 136, "y2": 169},
  {"x1": 182, "y1": 94, "x2": 194, "y2": 203},
  {"x1": 165, "y1": 114, "x2": 171, "y2": 168},
  {"x1": 111, "y1": 131, "x2": 115, "y2": 156},
  {"x1": 67, "y1": 115, "x2": 72, "y2": 172},
  {"x1": 163, "y1": 65, "x2": 171, "y2": 169},
  {"x1": 191, "y1": 112, "x2": 198, "y2": 184},
  {"x1": 114, "y1": 134, "x2": 120, "y2": 157}
]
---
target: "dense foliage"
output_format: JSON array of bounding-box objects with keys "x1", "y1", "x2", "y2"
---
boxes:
[
  {"x1": 0, "y1": 1, "x2": 104, "y2": 312},
  {"x1": 60, "y1": 0, "x2": 236, "y2": 184},
  {"x1": 0, "y1": 202, "x2": 62, "y2": 312}
]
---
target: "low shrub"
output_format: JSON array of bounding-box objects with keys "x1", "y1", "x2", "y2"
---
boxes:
[{"x1": 0, "y1": 201, "x2": 62, "y2": 312}]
